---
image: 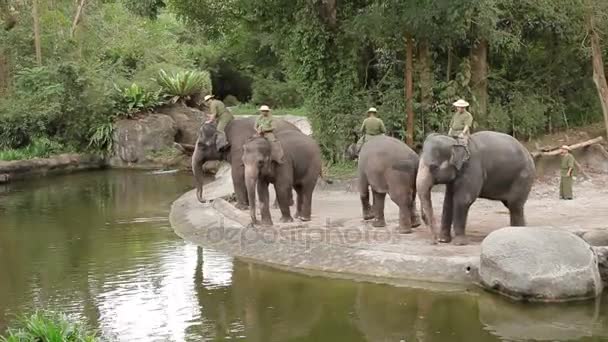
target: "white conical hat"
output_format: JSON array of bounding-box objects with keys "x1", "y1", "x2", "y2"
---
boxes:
[
  {"x1": 452, "y1": 99, "x2": 469, "y2": 107},
  {"x1": 367, "y1": 107, "x2": 377, "y2": 113},
  {"x1": 204, "y1": 94, "x2": 214, "y2": 101},
  {"x1": 259, "y1": 105, "x2": 270, "y2": 111}
]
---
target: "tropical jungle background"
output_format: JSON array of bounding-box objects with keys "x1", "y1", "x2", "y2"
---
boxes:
[{"x1": 1, "y1": 0, "x2": 608, "y2": 162}]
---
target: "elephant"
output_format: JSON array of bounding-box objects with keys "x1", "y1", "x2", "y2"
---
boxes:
[
  {"x1": 192, "y1": 117, "x2": 300, "y2": 209},
  {"x1": 346, "y1": 135, "x2": 421, "y2": 233},
  {"x1": 416, "y1": 131, "x2": 535, "y2": 245},
  {"x1": 242, "y1": 130, "x2": 324, "y2": 226}
]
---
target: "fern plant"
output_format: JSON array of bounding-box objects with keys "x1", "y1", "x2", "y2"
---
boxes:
[
  {"x1": 155, "y1": 69, "x2": 211, "y2": 104},
  {"x1": 88, "y1": 121, "x2": 114, "y2": 155}
]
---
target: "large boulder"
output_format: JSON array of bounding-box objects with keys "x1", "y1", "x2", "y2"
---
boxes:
[
  {"x1": 479, "y1": 226, "x2": 603, "y2": 302},
  {"x1": 109, "y1": 114, "x2": 181, "y2": 168},
  {"x1": 157, "y1": 104, "x2": 206, "y2": 144}
]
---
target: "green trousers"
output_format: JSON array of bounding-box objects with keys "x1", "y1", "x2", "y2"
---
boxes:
[
  {"x1": 216, "y1": 111, "x2": 234, "y2": 133},
  {"x1": 560, "y1": 176, "x2": 573, "y2": 199}
]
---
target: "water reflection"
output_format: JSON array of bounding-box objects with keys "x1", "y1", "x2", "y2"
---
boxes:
[{"x1": 0, "y1": 170, "x2": 607, "y2": 341}]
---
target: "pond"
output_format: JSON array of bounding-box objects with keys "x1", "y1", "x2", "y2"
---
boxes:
[{"x1": 0, "y1": 170, "x2": 607, "y2": 342}]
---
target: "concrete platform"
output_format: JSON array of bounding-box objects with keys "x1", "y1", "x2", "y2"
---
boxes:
[{"x1": 169, "y1": 165, "x2": 608, "y2": 286}]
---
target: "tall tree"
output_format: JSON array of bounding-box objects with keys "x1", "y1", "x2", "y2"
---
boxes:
[
  {"x1": 585, "y1": 0, "x2": 608, "y2": 136},
  {"x1": 32, "y1": 0, "x2": 41, "y2": 65},
  {"x1": 405, "y1": 33, "x2": 414, "y2": 146}
]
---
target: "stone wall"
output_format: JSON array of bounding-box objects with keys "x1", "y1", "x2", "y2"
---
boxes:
[{"x1": 0, "y1": 154, "x2": 105, "y2": 184}]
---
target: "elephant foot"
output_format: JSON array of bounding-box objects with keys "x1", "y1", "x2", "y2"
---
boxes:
[
  {"x1": 397, "y1": 227, "x2": 412, "y2": 234},
  {"x1": 260, "y1": 219, "x2": 273, "y2": 227},
  {"x1": 235, "y1": 203, "x2": 249, "y2": 211},
  {"x1": 363, "y1": 213, "x2": 374, "y2": 221},
  {"x1": 372, "y1": 219, "x2": 386, "y2": 228},
  {"x1": 438, "y1": 231, "x2": 452, "y2": 243},
  {"x1": 298, "y1": 216, "x2": 311, "y2": 222},
  {"x1": 411, "y1": 215, "x2": 421, "y2": 228},
  {"x1": 452, "y1": 235, "x2": 469, "y2": 246},
  {"x1": 280, "y1": 216, "x2": 294, "y2": 223}
]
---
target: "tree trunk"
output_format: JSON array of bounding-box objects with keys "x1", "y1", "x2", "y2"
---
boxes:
[
  {"x1": 70, "y1": 0, "x2": 86, "y2": 38},
  {"x1": 419, "y1": 40, "x2": 432, "y2": 136},
  {"x1": 588, "y1": 12, "x2": 608, "y2": 138},
  {"x1": 470, "y1": 39, "x2": 488, "y2": 125},
  {"x1": 405, "y1": 33, "x2": 414, "y2": 147},
  {"x1": 531, "y1": 136, "x2": 604, "y2": 157},
  {"x1": 32, "y1": 0, "x2": 42, "y2": 65},
  {"x1": 446, "y1": 46, "x2": 452, "y2": 82},
  {"x1": 1, "y1": 0, "x2": 17, "y2": 31},
  {"x1": 0, "y1": 50, "x2": 7, "y2": 94}
]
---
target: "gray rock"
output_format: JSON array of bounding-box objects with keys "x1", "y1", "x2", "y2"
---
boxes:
[
  {"x1": 157, "y1": 104, "x2": 206, "y2": 144},
  {"x1": 109, "y1": 114, "x2": 177, "y2": 168},
  {"x1": 479, "y1": 226, "x2": 603, "y2": 302},
  {"x1": 582, "y1": 229, "x2": 608, "y2": 246}
]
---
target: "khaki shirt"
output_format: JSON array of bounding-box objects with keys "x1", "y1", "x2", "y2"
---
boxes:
[
  {"x1": 560, "y1": 153, "x2": 576, "y2": 177},
  {"x1": 255, "y1": 114, "x2": 274, "y2": 133},
  {"x1": 208, "y1": 99, "x2": 228, "y2": 118},
  {"x1": 449, "y1": 110, "x2": 473, "y2": 135},
  {"x1": 360, "y1": 117, "x2": 386, "y2": 136}
]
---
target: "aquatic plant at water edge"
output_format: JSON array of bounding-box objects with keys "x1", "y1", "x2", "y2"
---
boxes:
[
  {"x1": 0, "y1": 311, "x2": 99, "y2": 342},
  {"x1": 88, "y1": 121, "x2": 115, "y2": 155},
  {"x1": 0, "y1": 138, "x2": 69, "y2": 161}
]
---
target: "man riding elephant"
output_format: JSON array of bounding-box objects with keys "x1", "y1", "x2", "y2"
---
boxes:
[
  {"x1": 448, "y1": 99, "x2": 474, "y2": 141},
  {"x1": 204, "y1": 94, "x2": 234, "y2": 151},
  {"x1": 356, "y1": 107, "x2": 386, "y2": 153},
  {"x1": 255, "y1": 105, "x2": 284, "y2": 164}
]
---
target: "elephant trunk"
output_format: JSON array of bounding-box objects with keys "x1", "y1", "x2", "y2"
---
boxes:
[
  {"x1": 416, "y1": 156, "x2": 439, "y2": 241},
  {"x1": 192, "y1": 143, "x2": 206, "y2": 203},
  {"x1": 245, "y1": 165, "x2": 258, "y2": 225}
]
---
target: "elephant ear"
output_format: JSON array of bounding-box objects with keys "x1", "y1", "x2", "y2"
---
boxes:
[{"x1": 449, "y1": 145, "x2": 468, "y2": 171}]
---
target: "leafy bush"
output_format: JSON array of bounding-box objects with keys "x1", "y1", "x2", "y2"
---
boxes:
[
  {"x1": 113, "y1": 83, "x2": 162, "y2": 118},
  {"x1": 223, "y1": 94, "x2": 240, "y2": 106},
  {"x1": 0, "y1": 311, "x2": 98, "y2": 342},
  {"x1": 88, "y1": 121, "x2": 115, "y2": 155},
  {"x1": 156, "y1": 69, "x2": 212, "y2": 103},
  {"x1": 0, "y1": 138, "x2": 68, "y2": 161},
  {"x1": 251, "y1": 77, "x2": 303, "y2": 108}
]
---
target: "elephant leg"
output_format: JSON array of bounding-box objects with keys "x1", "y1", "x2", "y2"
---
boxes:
[
  {"x1": 192, "y1": 145, "x2": 206, "y2": 203},
  {"x1": 273, "y1": 188, "x2": 294, "y2": 209},
  {"x1": 276, "y1": 183, "x2": 293, "y2": 223},
  {"x1": 504, "y1": 200, "x2": 526, "y2": 226},
  {"x1": 439, "y1": 183, "x2": 455, "y2": 243},
  {"x1": 359, "y1": 176, "x2": 374, "y2": 220},
  {"x1": 388, "y1": 183, "x2": 412, "y2": 234},
  {"x1": 371, "y1": 190, "x2": 386, "y2": 227},
  {"x1": 410, "y1": 186, "x2": 421, "y2": 228},
  {"x1": 299, "y1": 184, "x2": 314, "y2": 222},
  {"x1": 451, "y1": 197, "x2": 473, "y2": 246},
  {"x1": 257, "y1": 180, "x2": 273, "y2": 226},
  {"x1": 293, "y1": 185, "x2": 303, "y2": 219},
  {"x1": 232, "y1": 164, "x2": 249, "y2": 210}
]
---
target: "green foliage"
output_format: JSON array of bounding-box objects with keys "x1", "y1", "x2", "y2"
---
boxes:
[
  {"x1": 156, "y1": 69, "x2": 212, "y2": 103},
  {"x1": 223, "y1": 94, "x2": 240, "y2": 106},
  {"x1": 88, "y1": 121, "x2": 115, "y2": 155},
  {"x1": 0, "y1": 311, "x2": 98, "y2": 342},
  {"x1": 0, "y1": 138, "x2": 69, "y2": 161},
  {"x1": 251, "y1": 77, "x2": 303, "y2": 108},
  {"x1": 113, "y1": 83, "x2": 162, "y2": 117},
  {"x1": 122, "y1": 0, "x2": 166, "y2": 19}
]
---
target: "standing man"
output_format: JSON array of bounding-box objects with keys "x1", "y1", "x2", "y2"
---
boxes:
[
  {"x1": 356, "y1": 107, "x2": 386, "y2": 152},
  {"x1": 205, "y1": 94, "x2": 234, "y2": 150},
  {"x1": 255, "y1": 105, "x2": 284, "y2": 164},
  {"x1": 448, "y1": 99, "x2": 474, "y2": 140},
  {"x1": 559, "y1": 145, "x2": 577, "y2": 200}
]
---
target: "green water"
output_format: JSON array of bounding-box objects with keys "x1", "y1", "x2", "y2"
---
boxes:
[{"x1": 1, "y1": 170, "x2": 607, "y2": 342}]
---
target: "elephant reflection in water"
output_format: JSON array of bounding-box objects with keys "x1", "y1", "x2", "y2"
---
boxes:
[
  {"x1": 354, "y1": 285, "x2": 495, "y2": 342},
  {"x1": 192, "y1": 247, "x2": 323, "y2": 341}
]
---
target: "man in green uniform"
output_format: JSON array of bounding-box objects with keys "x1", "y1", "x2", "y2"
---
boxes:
[
  {"x1": 204, "y1": 94, "x2": 234, "y2": 150},
  {"x1": 448, "y1": 99, "x2": 474, "y2": 140},
  {"x1": 356, "y1": 107, "x2": 386, "y2": 153},
  {"x1": 255, "y1": 105, "x2": 284, "y2": 164},
  {"x1": 559, "y1": 145, "x2": 576, "y2": 200}
]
